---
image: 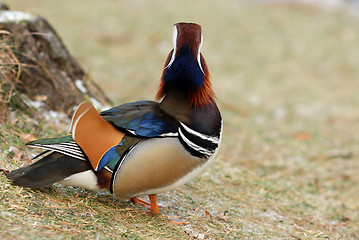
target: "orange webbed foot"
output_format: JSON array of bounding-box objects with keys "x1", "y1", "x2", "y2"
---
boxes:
[
  {"x1": 130, "y1": 195, "x2": 161, "y2": 213},
  {"x1": 130, "y1": 196, "x2": 152, "y2": 209},
  {"x1": 130, "y1": 195, "x2": 186, "y2": 224}
]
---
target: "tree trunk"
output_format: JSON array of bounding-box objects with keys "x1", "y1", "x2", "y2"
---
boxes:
[{"x1": 0, "y1": 7, "x2": 111, "y2": 122}]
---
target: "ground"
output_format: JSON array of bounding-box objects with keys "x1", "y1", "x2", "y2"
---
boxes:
[{"x1": 1, "y1": 0, "x2": 359, "y2": 239}]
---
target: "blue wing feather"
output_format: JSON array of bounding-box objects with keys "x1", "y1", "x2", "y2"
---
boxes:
[
  {"x1": 96, "y1": 101, "x2": 179, "y2": 171},
  {"x1": 100, "y1": 101, "x2": 178, "y2": 138},
  {"x1": 98, "y1": 145, "x2": 120, "y2": 170},
  {"x1": 139, "y1": 120, "x2": 155, "y2": 128},
  {"x1": 135, "y1": 128, "x2": 158, "y2": 137},
  {"x1": 127, "y1": 117, "x2": 142, "y2": 129}
]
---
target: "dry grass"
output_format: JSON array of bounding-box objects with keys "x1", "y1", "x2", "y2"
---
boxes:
[
  {"x1": 0, "y1": 30, "x2": 19, "y2": 121},
  {"x1": 0, "y1": 30, "x2": 37, "y2": 122},
  {"x1": 2, "y1": 0, "x2": 359, "y2": 239}
]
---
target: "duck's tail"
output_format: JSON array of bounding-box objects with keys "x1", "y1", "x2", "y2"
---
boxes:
[{"x1": 6, "y1": 152, "x2": 92, "y2": 188}]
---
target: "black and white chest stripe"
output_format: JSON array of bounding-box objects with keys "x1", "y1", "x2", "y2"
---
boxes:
[
  {"x1": 128, "y1": 121, "x2": 221, "y2": 159},
  {"x1": 177, "y1": 122, "x2": 221, "y2": 158}
]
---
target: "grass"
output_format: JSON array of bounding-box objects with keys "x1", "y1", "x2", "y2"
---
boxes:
[{"x1": 2, "y1": 0, "x2": 359, "y2": 239}]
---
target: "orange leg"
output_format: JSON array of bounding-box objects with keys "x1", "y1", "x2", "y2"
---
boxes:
[
  {"x1": 130, "y1": 195, "x2": 186, "y2": 225},
  {"x1": 149, "y1": 195, "x2": 185, "y2": 224},
  {"x1": 149, "y1": 194, "x2": 159, "y2": 214},
  {"x1": 130, "y1": 195, "x2": 160, "y2": 214},
  {"x1": 130, "y1": 196, "x2": 152, "y2": 209}
]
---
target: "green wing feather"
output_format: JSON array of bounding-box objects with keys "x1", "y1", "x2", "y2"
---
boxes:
[{"x1": 26, "y1": 135, "x2": 74, "y2": 146}]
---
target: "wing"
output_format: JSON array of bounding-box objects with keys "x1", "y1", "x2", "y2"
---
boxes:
[
  {"x1": 26, "y1": 101, "x2": 180, "y2": 173},
  {"x1": 26, "y1": 135, "x2": 86, "y2": 161},
  {"x1": 100, "y1": 101, "x2": 179, "y2": 138}
]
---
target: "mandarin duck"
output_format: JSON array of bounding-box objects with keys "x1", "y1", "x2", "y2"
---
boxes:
[{"x1": 6, "y1": 22, "x2": 222, "y2": 218}]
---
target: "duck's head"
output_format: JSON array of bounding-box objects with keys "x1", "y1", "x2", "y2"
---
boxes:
[{"x1": 156, "y1": 22, "x2": 215, "y2": 108}]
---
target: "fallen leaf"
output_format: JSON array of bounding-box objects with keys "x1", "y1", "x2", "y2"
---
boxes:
[
  {"x1": 294, "y1": 218, "x2": 307, "y2": 226},
  {"x1": 204, "y1": 210, "x2": 212, "y2": 219},
  {"x1": 293, "y1": 131, "x2": 312, "y2": 140},
  {"x1": 214, "y1": 211, "x2": 230, "y2": 222},
  {"x1": 22, "y1": 133, "x2": 38, "y2": 143}
]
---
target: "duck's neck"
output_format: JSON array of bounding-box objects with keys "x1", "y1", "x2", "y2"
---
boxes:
[
  {"x1": 159, "y1": 87, "x2": 221, "y2": 137},
  {"x1": 160, "y1": 88, "x2": 191, "y2": 123}
]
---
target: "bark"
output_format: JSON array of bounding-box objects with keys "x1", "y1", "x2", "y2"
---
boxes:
[{"x1": 0, "y1": 8, "x2": 111, "y2": 122}]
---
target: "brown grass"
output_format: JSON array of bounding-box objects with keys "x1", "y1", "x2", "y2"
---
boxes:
[
  {"x1": 0, "y1": 30, "x2": 19, "y2": 122},
  {"x1": 2, "y1": 0, "x2": 359, "y2": 239}
]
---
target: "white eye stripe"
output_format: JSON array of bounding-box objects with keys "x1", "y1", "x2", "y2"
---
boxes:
[
  {"x1": 165, "y1": 25, "x2": 204, "y2": 73},
  {"x1": 197, "y1": 34, "x2": 204, "y2": 73},
  {"x1": 165, "y1": 25, "x2": 178, "y2": 69}
]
